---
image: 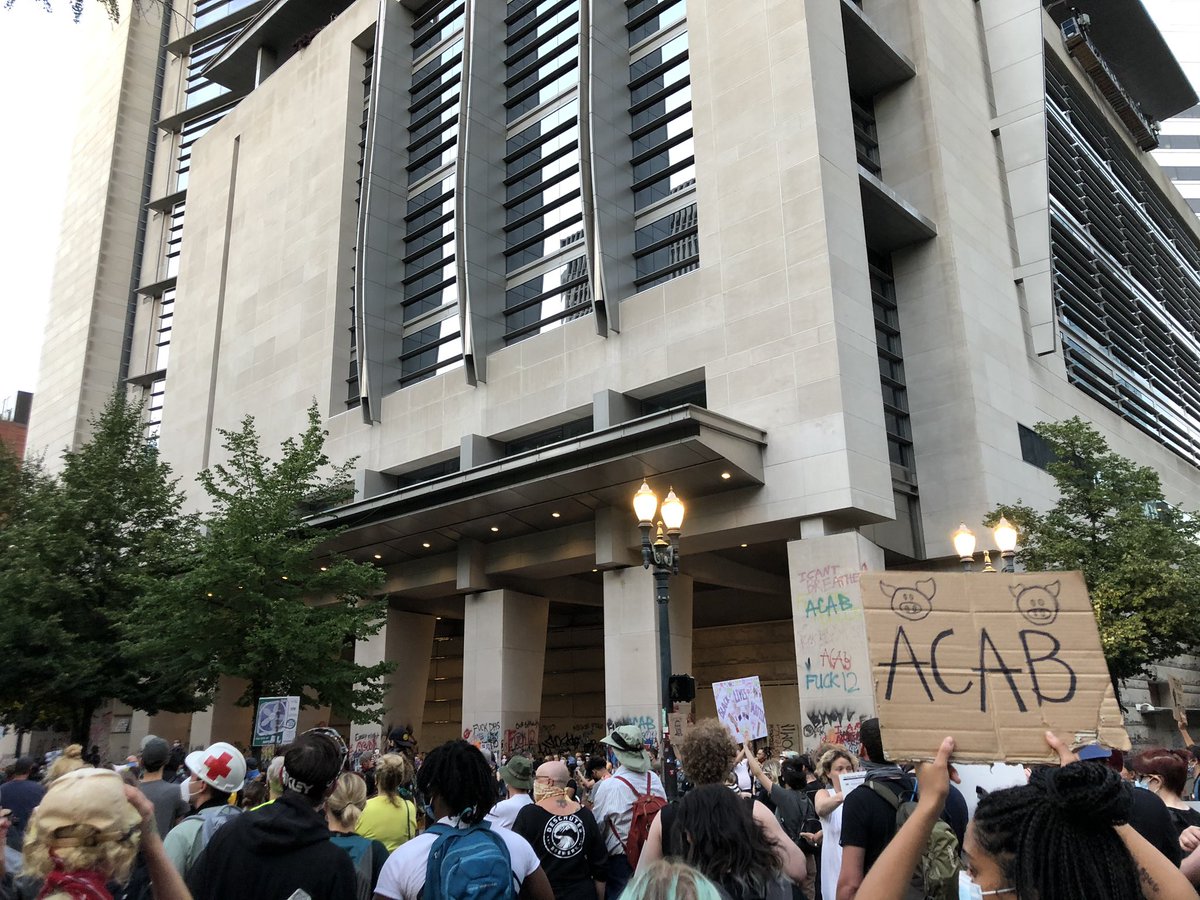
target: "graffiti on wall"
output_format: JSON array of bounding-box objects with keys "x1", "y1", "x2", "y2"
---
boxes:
[
  {"x1": 504, "y1": 720, "x2": 539, "y2": 756},
  {"x1": 606, "y1": 715, "x2": 657, "y2": 749},
  {"x1": 464, "y1": 721, "x2": 500, "y2": 752}
]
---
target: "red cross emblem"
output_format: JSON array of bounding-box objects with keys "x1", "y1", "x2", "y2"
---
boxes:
[{"x1": 204, "y1": 751, "x2": 234, "y2": 779}]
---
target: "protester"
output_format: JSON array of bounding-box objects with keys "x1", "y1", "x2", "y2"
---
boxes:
[
  {"x1": 44, "y1": 745, "x2": 87, "y2": 789},
  {"x1": 1129, "y1": 748, "x2": 1200, "y2": 837},
  {"x1": 239, "y1": 780, "x2": 268, "y2": 810},
  {"x1": 20, "y1": 767, "x2": 191, "y2": 900},
  {"x1": 487, "y1": 755, "x2": 535, "y2": 829},
  {"x1": 373, "y1": 740, "x2": 554, "y2": 900},
  {"x1": 138, "y1": 737, "x2": 189, "y2": 839},
  {"x1": 637, "y1": 719, "x2": 805, "y2": 891},
  {"x1": 857, "y1": 733, "x2": 1198, "y2": 900},
  {"x1": 623, "y1": 860, "x2": 724, "y2": 900},
  {"x1": 835, "y1": 718, "x2": 966, "y2": 899},
  {"x1": 355, "y1": 753, "x2": 417, "y2": 852},
  {"x1": 1078, "y1": 743, "x2": 1182, "y2": 865},
  {"x1": 746, "y1": 740, "x2": 818, "y2": 900},
  {"x1": 671, "y1": 785, "x2": 791, "y2": 900},
  {"x1": 162, "y1": 742, "x2": 245, "y2": 878},
  {"x1": 581, "y1": 755, "x2": 609, "y2": 807},
  {"x1": 326, "y1": 772, "x2": 388, "y2": 897},
  {"x1": 512, "y1": 760, "x2": 607, "y2": 900},
  {"x1": 814, "y1": 748, "x2": 856, "y2": 900},
  {"x1": 186, "y1": 729, "x2": 357, "y2": 900},
  {"x1": 592, "y1": 726, "x2": 668, "y2": 898},
  {"x1": 2, "y1": 757, "x2": 44, "y2": 857},
  {"x1": 251, "y1": 756, "x2": 286, "y2": 810},
  {"x1": 164, "y1": 743, "x2": 186, "y2": 784}
]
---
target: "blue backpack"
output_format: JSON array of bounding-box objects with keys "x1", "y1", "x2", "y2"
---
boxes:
[{"x1": 424, "y1": 821, "x2": 517, "y2": 900}]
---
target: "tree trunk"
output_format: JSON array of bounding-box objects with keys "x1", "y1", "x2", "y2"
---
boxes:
[
  {"x1": 71, "y1": 701, "x2": 98, "y2": 748},
  {"x1": 15, "y1": 728, "x2": 24, "y2": 757}
]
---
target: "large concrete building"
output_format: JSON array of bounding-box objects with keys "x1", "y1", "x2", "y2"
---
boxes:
[
  {"x1": 1146, "y1": 0, "x2": 1200, "y2": 216},
  {"x1": 21, "y1": 0, "x2": 1200, "y2": 761}
]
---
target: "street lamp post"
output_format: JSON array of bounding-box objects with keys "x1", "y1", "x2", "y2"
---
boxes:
[
  {"x1": 633, "y1": 480, "x2": 684, "y2": 793},
  {"x1": 953, "y1": 516, "x2": 1019, "y2": 573}
]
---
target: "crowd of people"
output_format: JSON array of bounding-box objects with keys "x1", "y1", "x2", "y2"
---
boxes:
[{"x1": 3, "y1": 719, "x2": 1200, "y2": 899}]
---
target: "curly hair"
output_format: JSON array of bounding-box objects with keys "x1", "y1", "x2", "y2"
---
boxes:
[
  {"x1": 814, "y1": 748, "x2": 855, "y2": 786},
  {"x1": 23, "y1": 824, "x2": 140, "y2": 887},
  {"x1": 670, "y1": 784, "x2": 782, "y2": 897},
  {"x1": 624, "y1": 859, "x2": 726, "y2": 900},
  {"x1": 44, "y1": 745, "x2": 87, "y2": 788},
  {"x1": 972, "y1": 761, "x2": 1140, "y2": 899},
  {"x1": 677, "y1": 719, "x2": 736, "y2": 786},
  {"x1": 416, "y1": 741, "x2": 496, "y2": 824},
  {"x1": 376, "y1": 752, "x2": 414, "y2": 806},
  {"x1": 1129, "y1": 748, "x2": 1189, "y2": 796},
  {"x1": 328, "y1": 772, "x2": 368, "y2": 830}
]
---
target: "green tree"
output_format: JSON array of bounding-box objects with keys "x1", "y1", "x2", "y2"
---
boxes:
[
  {"x1": 132, "y1": 404, "x2": 391, "y2": 738},
  {"x1": 0, "y1": 391, "x2": 205, "y2": 744},
  {"x1": 986, "y1": 417, "x2": 1200, "y2": 683}
]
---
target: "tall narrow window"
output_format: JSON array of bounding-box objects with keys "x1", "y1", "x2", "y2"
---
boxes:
[
  {"x1": 869, "y1": 251, "x2": 914, "y2": 480},
  {"x1": 501, "y1": 0, "x2": 589, "y2": 345},
  {"x1": 628, "y1": 0, "x2": 698, "y2": 291},
  {"x1": 399, "y1": 0, "x2": 466, "y2": 387},
  {"x1": 347, "y1": 48, "x2": 373, "y2": 408}
]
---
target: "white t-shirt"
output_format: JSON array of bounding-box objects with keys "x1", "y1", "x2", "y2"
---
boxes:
[
  {"x1": 486, "y1": 793, "x2": 533, "y2": 829},
  {"x1": 819, "y1": 789, "x2": 845, "y2": 900},
  {"x1": 375, "y1": 817, "x2": 541, "y2": 900}
]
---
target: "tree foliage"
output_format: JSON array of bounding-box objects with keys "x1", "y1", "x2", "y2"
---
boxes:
[
  {"x1": 131, "y1": 404, "x2": 392, "y2": 735},
  {"x1": 985, "y1": 417, "x2": 1200, "y2": 683},
  {"x1": 3, "y1": 0, "x2": 121, "y2": 24},
  {"x1": 0, "y1": 392, "x2": 204, "y2": 743}
]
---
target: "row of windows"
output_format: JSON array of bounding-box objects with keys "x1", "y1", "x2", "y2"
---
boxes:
[
  {"x1": 629, "y1": 30, "x2": 694, "y2": 210},
  {"x1": 869, "y1": 252, "x2": 913, "y2": 475},
  {"x1": 1047, "y1": 62, "x2": 1200, "y2": 468}
]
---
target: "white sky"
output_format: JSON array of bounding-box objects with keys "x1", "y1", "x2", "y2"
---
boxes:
[
  {"x1": 0, "y1": 3, "x2": 1195, "y2": 414},
  {"x1": 0, "y1": 3, "x2": 88, "y2": 410}
]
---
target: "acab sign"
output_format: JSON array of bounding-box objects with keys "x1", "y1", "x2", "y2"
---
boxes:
[{"x1": 860, "y1": 571, "x2": 1129, "y2": 763}]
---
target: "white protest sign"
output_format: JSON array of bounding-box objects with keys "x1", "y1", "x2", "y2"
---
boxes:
[
  {"x1": 253, "y1": 695, "x2": 300, "y2": 747},
  {"x1": 713, "y1": 676, "x2": 768, "y2": 742}
]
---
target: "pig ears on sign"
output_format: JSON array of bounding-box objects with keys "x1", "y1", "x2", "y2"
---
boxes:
[{"x1": 860, "y1": 571, "x2": 1130, "y2": 764}]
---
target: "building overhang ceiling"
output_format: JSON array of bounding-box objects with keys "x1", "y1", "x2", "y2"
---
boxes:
[
  {"x1": 309, "y1": 405, "x2": 767, "y2": 559},
  {"x1": 204, "y1": 0, "x2": 356, "y2": 93},
  {"x1": 1044, "y1": 0, "x2": 1197, "y2": 121},
  {"x1": 859, "y1": 169, "x2": 937, "y2": 252}
]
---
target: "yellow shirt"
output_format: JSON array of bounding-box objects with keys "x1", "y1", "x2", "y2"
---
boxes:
[{"x1": 355, "y1": 793, "x2": 417, "y2": 852}]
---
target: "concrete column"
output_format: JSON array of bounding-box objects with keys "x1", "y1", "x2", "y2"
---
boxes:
[
  {"x1": 189, "y1": 676, "x2": 255, "y2": 750},
  {"x1": 461, "y1": 590, "x2": 549, "y2": 757},
  {"x1": 602, "y1": 568, "x2": 693, "y2": 748},
  {"x1": 355, "y1": 608, "x2": 437, "y2": 743},
  {"x1": 787, "y1": 531, "x2": 884, "y2": 755}
]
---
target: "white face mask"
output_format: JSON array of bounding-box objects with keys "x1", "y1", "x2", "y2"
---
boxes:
[{"x1": 958, "y1": 870, "x2": 1013, "y2": 900}]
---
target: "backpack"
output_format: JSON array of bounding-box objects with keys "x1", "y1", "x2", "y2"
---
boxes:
[
  {"x1": 865, "y1": 780, "x2": 959, "y2": 900},
  {"x1": 424, "y1": 821, "x2": 516, "y2": 900},
  {"x1": 607, "y1": 774, "x2": 667, "y2": 869}
]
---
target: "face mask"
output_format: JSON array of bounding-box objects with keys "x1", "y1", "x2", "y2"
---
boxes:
[
  {"x1": 1134, "y1": 778, "x2": 1151, "y2": 791},
  {"x1": 958, "y1": 870, "x2": 1012, "y2": 900},
  {"x1": 423, "y1": 802, "x2": 437, "y2": 821}
]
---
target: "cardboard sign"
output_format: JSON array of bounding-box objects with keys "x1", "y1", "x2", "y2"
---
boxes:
[
  {"x1": 860, "y1": 571, "x2": 1129, "y2": 763},
  {"x1": 1170, "y1": 675, "x2": 1189, "y2": 730},
  {"x1": 713, "y1": 676, "x2": 768, "y2": 742}
]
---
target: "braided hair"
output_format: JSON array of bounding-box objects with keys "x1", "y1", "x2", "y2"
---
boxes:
[
  {"x1": 416, "y1": 740, "x2": 498, "y2": 825},
  {"x1": 972, "y1": 761, "x2": 1140, "y2": 899}
]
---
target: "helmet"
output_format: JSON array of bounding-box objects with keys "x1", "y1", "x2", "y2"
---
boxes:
[
  {"x1": 185, "y1": 742, "x2": 247, "y2": 793},
  {"x1": 305, "y1": 727, "x2": 348, "y2": 772}
]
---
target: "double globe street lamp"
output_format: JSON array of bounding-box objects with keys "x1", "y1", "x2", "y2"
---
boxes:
[
  {"x1": 633, "y1": 480, "x2": 684, "y2": 791},
  {"x1": 952, "y1": 516, "x2": 1019, "y2": 573}
]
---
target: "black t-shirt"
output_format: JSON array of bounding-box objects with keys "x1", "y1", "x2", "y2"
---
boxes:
[
  {"x1": 839, "y1": 777, "x2": 910, "y2": 873},
  {"x1": 512, "y1": 804, "x2": 607, "y2": 900},
  {"x1": 1127, "y1": 787, "x2": 1182, "y2": 866},
  {"x1": 1168, "y1": 804, "x2": 1200, "y2": 839}
]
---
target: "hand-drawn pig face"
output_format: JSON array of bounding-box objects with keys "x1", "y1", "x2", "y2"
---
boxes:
[
  {"x1": 1010, "y1": 580, "x2": 1061, "y2": 626},
  {"x1": 880, "y1": 578, "x2": 936, "y2": 622}
]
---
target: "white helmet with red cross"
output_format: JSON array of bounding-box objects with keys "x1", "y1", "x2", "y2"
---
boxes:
[{"x1": 185, "y1": 742, "x2": 247, "y2": 793}]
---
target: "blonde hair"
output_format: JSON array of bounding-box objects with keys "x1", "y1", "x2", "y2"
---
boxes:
[
  {"x1": 266, "y1": 756, "x2": 286, "y2": 799},
  {"x1": 376, "y1": 753, "x2": 412, "y2": 805},
  {"x1": 44, "y1": 745, "x2": 87, "y2": 787},
  {"x1": 328, "y1": 772, "x2": 368, "y2": 830},
  {"x1": 815, "y1": 748, "x2": 856, "y2": 785},
  {"x1": 624, "y1": 860, "x2": 725, "y2": 900},
  {"x1": 23, "y1": 821, "x2": 139, "y2": 888}
]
